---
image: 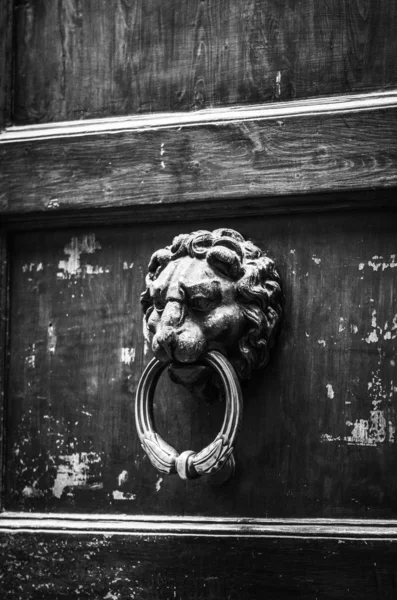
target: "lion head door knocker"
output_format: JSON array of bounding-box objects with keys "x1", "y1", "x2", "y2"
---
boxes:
[{"x1": 135, "y1": 228, "x2": 283, "y2": 481}]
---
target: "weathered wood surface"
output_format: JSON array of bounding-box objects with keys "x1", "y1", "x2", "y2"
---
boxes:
[
  {"x1": 12, "y1": 0, "x2": 397, "y2": 124},
  {"x1": 1, "y1": 107, "x2": 397, "y2": 216},
  {"x1": 6, "y1": 211, "x2": 397, "y2": 517},
  {"x1": 0, "y1": 0, "x2": 13, "y2": 128},
  {"x1": 1, "y1": 533, "x2": 397, "y2": 599}
]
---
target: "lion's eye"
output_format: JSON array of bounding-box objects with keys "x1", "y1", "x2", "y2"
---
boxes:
[
  {"x1": 190, "y1": 296, "x2": 213, "y2": 312},
  {"x1": 154, "y1": 298, "x2": 165, "y2": 312}
]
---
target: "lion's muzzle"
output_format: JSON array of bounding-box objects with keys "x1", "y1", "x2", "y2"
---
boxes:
[{"x1": 151, "y1": 300, "x2": 206, "y2": 364}]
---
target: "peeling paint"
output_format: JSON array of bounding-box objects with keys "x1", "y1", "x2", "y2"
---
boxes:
[
  {"x1": 359, "y1": 254, "x2": 397, "y2": 272},
  {"x1": 322, "y1": 367, "x2": 396, "y2": 446},
  {"x1": 123, "y1": 262, "x2": 134, "y2": 270},
  {"x1": 312, "y1": 255, "x2": 321, "y2": 265},
  {"x1": 155, "y1": 477, "x2": 163, "y2": 492},
  {"x1": 112, "y1": 491, "x2": 136, "y2": 500},
  {"x1": 52, "y1": 452, "x2": 103, "y2": 499},
  {"x1": 318, "y1": 339, "x2": 326, "y2": 347},
  {"x1": 117, "y1": 470, "x2": 128, "y2": 486},
  {"x1": 22, "y1": 484, "x2": 42, "y2": 498},
  {"x1": 57, "y1": 234, "x2": 104, "y2": 279},
  {"x1": 345, "y1": 411, "x2": 387, "y2": 445},
  {"x1": 121, "y1": 347, "x2": 136, "y2": 364},
  {"x1": 26, "y1": 343, "x2": 36, "y2": 368},
  {"x1": 48, "y1": 323, "x2": 57, "y2": 354},
  {"x1": 364, "y1": 310, "x2": 397, "y2": 343},
  {"x1": 339, "y1": 317, "x2": 345, "y2": 333},
  {"x1": 85, "y1": 264, "x2": 110, "y2": 275},
  {"x1": 326, "y1": 384, "x2": 335, "y2": 399}
]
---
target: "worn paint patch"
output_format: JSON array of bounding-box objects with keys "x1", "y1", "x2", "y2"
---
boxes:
[
  {"x1": 22, "y1": 484, "x2": 42, "y2": 498},
  {"x1": 25, "y1": 343, "x2": 36, "y2": 368},
  {"x1": 364, "y1": 310, "x2": 397, "y2": 343},
  {"x1": 117, "y1": 470, "x2": 128, "y2": 486},
  {"x1": 52, "y1": 452, "x2": 103, "y2": 499},
  {"x1": 85, "y1": 264, "x2": 110, "y2": 275},
  {"x1": 322, "y1": 368, "x2": 396, "y2": 446},
  {"x1": 155, "y1": 477, "x2": 163, "y2": 492},
  {"x1": 48, "y1": 323, "x2": 57, "y2": 353},
  {"x1": 123, "y1": 262, "x2": 134, "y2": 270},
  {"x1": 121, "y1": 347, "x2": 135, "y2": 364},
  {"x1": 312, "y1": 255, "x2": 321, "y2": 265},
  {"x1": 22, "y1": 262, "x2": 44, "y2": 273},
  {"x1": 318, "y1": 339, "x2": 326, "y2": 347},
  {"x1": 345, "y1": 412, "x2": 389, "y2": 446},
  {"x1": 112, "y1": 491, "x2": 136, "y2": 500},
  {"x1": 57, "y1": 234, "x2": 108, "y2": 279},
  {"x1": 326, "y1": 384, "x2": 335, "y2": 399},
  {"x1": 359, "y1": 254, "x2": 397, "y2": 272}
]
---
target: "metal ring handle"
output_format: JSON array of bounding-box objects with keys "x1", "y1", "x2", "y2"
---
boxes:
[{"x1": 135, "y1": 350, "x2": 243, "y2": 480}]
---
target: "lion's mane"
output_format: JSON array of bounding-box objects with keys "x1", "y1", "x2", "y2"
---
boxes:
[{"x1": 141, "y1": 228, "x2": 283, "y2": 379}]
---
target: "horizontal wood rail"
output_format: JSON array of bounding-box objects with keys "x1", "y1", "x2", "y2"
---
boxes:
[
  {"x1": 1, "y1": 90, "x2": 397, "y2": 219},
  {"x1": 1, "y1": 513, "x2": 397, "y2": 539},
  {"x1": 1, "y1": 90, "x2": 397, "y2": 143}
]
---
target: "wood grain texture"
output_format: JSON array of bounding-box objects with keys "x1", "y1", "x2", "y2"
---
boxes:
[
  {"x1": 5, "y1": 211, "x2": 397, "y2": 517},
  {"x1": 12, "y1": 0, "x2": 397, "y2": 124},
  {"x1": 0, "y1": 0, "x2": 13, "y2": 128},
  {"x1": 1, "y1": 107, "x2": 397, "y2": 216},
  {"x1": 1, "y1": 533, "x2": 397, "y2": 599}
]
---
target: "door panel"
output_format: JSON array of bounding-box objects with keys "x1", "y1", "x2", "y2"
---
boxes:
[
  {"x1": 1, "y1": 531, "x2": 397, "y2": 599},
  {"x1": 13, "y1": 0, "x2": 397, "y2": 124},
  {"x1": 6, "y1": 211, "x2": 397, "y2": 517}
]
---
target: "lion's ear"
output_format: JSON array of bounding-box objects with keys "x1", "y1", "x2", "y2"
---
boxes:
[
  {"x1": 147, "y1": 249, "x2": 172, "y2": 279},
  {"x1": 207, "y1": 246, "x2": 243, "y2": 280}
]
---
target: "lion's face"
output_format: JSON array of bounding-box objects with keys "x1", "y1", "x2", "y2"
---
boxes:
[
  {"x1": 145, "y1": 255, "x2": 246, "y2": 365},
  {"x1": 142, "y1": 228, "x2": 282, "y2": 379}
]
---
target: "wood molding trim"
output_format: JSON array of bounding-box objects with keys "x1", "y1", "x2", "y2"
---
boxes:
[
  {"x1": 1, "y1": 90, "x2": 397, "y2": 143},
  {"x1": 1, "y1": 513, "x2": 397, "y2": 539},
  {"x1": 1, "y1": 91, "x2": 397, "y2": 218}
]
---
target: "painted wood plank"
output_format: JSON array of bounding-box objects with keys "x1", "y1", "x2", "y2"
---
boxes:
[
  {"x1": 1, "y1": 533, "x2": 397, "y2": 599},
  {"x1": 1, "y1": 104, "x2": 397, "y2": 216},
  {"x1": 12, "y1": 0, "x2": 397, "y2": 124}
]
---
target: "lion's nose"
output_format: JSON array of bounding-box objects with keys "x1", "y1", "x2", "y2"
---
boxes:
[
  {"x1": 152, "y1": 301, "x2": 184, "y2": 361},
  {"x1": 161, "y1": 300, "x2": 185, "y2": 327}
]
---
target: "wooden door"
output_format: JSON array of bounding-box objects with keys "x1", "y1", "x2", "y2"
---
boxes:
[{"x1": 1, "y1": 2, "x2": 397, "y2": 598}]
